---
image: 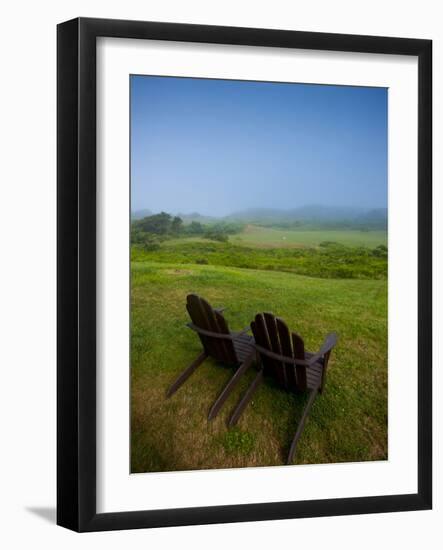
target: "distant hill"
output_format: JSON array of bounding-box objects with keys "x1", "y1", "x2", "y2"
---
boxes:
[
  {"x1": 226, "y1": 208, "x2": 291, "y2": 222},
  {"x1": 131, "y1": 208, "x2": 152, "y2": 220},
  {"x1": 131, "y1": 209, "x2": 218, "y2": 224},
  {"x1": 132, "y1": 205, "x2": 387, "y2": 229},
  {"x1": 358, "y1": 208, "x2": 388, "y2": 224},
  {"x1": 226, "y1": 205, "x2": 387, "y2": 228},
  {"x1": 176, "y1": 212, "x2": 219, "y2": 224}
]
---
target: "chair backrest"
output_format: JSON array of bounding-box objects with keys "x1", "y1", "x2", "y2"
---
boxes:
[
  {"x1": 251, "y1": 313, "x2": 307, "y2": 391},
  {"x1": 186, "y1": 294, "x2": 238, "y2": 364}
]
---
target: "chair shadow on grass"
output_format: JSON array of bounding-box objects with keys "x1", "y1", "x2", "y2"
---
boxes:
[{"x1": 222, "y1": 370, "x2": 315, "y2": 466}]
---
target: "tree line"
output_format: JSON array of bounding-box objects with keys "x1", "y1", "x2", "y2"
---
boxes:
[{"x1": 131, "y1": 212, "x2": 243, "y2": 248}]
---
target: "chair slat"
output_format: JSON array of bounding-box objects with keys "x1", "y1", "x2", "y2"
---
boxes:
[
  {"x1": 263, "y1": 312, "x2": 287, "y2": 388},
  {"x1": 292, "y1": 331, "x2": 307, "y2": 391},
  {"x1": 199, "y1": 296, "x2": 229, "y2": 363},
  {"x1": 251, "y1": 315, "x2": 274, "y2": 375},
  {"x1": 186, "y1": 294, "x2": 214, "y2": 355},
  {"x1": 276, "y1": 317, "x2": 297, "y2": 391},
  {"x1": 214, "y1": 310, "x2": 238, "y2": 364}
]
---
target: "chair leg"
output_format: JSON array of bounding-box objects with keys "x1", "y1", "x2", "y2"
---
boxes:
[
  {"x1": 208, "y1": 352, "x2": 255, "y2": 421},
  {"x1": 166, "y1": 351, "x2": 208, "y2": 398},
  {"x1": 286, "y1": 388, "x2": 318, "y2": 464},
  {"x1": 228, "y1": 370, "x2": 264, "y2": 427}
]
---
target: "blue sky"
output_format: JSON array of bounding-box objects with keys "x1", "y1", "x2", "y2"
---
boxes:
[{"x1": 131, "y1": 75, "x2": 387, "y2": 216}]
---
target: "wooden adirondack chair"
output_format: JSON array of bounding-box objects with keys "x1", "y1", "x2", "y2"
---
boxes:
[
  {"x1": 166, "y1": 294, "x2": 256, "y2": 420},
  {"x1": 228, "y1": 312, "x2": 338, "y2": 464}
]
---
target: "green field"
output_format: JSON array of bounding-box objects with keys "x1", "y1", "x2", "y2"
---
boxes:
[
  {"x1": 131, "y1": 260, "x2": 387, "y2": 473},
  {"x1": 230, "y1": 225, "x2": 387, "y2": 248},
  {"x1": 132, "y1": 238, "x2": 387, "y2": 280}
]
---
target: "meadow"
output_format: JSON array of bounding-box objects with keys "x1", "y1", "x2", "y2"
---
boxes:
[
  {"x1": 132, "y1": 238, "x2": 387, "y2": 280},
  {"x1": 131, "y1": 221, "x2": 388, "y2": 473},
  {"x1": 230, "y1": 224, "x2": 387, "y2": 248}
]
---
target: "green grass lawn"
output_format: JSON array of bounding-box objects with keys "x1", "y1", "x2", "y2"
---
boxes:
[
  {"x1": 131, "y1": 260, "x2": 387, "y2": 473},
  {"x1": 230, "y1": 225, "x2": 387, "y2": 248}
]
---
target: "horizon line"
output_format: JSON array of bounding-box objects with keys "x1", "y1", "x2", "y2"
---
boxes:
[{"x1": 131, "y1": 204, "x2": 388, "y2": 217}]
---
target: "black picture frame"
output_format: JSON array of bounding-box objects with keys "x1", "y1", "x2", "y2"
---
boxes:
[{"x1": 57, "y1": 17, "x2": 432, "y2": 532}]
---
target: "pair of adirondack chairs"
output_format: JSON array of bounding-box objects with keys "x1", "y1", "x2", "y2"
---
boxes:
[{"x1": 167, "y1": 294, "x2": 338, "y2": 464}]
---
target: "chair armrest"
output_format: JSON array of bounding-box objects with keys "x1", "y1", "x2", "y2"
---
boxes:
[
  {"x1": 186, "y1": 322, "x2": 237, "y2": 340},
  {"x1": 254, "y1": 344, "x2": 310, "y2": 366},
  {"x1": 307, "y1": 332, "x2": 338, "y2": 366}
]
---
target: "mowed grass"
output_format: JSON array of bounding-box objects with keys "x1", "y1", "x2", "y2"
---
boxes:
[
  {"x1": 131, "y1": 261, "x2": 387, "y2": 473},
  {"x1": 230, "y1": 224, "x2": 387, "y2": 248}
]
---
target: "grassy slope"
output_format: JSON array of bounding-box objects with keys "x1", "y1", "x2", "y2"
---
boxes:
[
  {"x1": 230, "y1": 225, "x2": 387, "y2": 248},
  {"x1": 132, "y1": 240, "x2": 387, "y2": 280},
  {"x1": 131, "y1": 261, "x2": 387, "y2": 473}
]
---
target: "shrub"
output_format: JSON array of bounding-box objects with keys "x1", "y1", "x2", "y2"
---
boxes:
[
  {"x1": 142, "y1": 241, "x2": 160, "y2": 251},
  {"x1": 203, "y1": 231, "x2": 228, "y2": 242},
  {"x1": 371, "y1": 245, "x2": 388, "y2": 258}
]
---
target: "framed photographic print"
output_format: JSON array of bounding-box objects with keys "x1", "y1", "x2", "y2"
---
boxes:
[{"x1": 57, "y1": 17, "x2": 432, "y2": 531}]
